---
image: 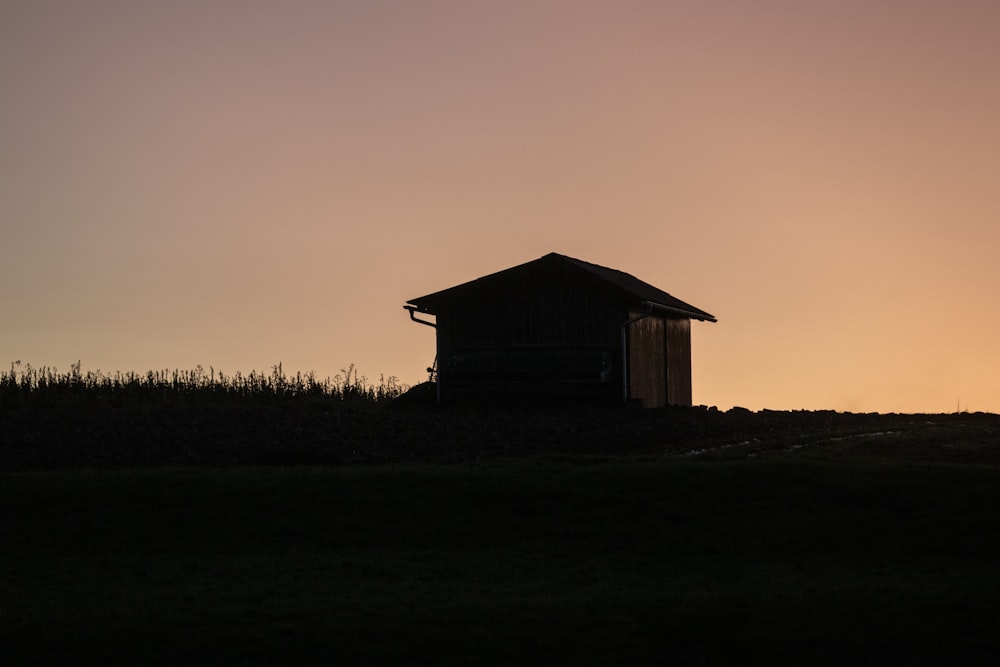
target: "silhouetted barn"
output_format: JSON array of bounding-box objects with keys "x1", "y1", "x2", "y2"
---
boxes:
[{"x1": 404, "y1": 253, "x2": 716, "y2": 407}]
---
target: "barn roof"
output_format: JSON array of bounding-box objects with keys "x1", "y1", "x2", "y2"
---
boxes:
[{"x1": 407, "y1": 252, "x2": 717, "y2": 322}]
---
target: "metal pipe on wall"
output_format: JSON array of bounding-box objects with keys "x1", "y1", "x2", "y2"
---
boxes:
[{"x1": 403, "y1": 305, "x2": 437, "y2": 328}]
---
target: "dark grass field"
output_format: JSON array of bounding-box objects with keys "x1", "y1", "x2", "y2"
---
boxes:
[
  {"x1": 3, "y1": 374, "x2": 1000, "y2": 664},
  {"x1": 4, "y1": 446, "x2": 1000, "y2": 664}
]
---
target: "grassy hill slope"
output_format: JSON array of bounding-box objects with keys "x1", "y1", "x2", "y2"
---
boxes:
[{"x1": 4, "y1": 459, "x2": 1000, "y2": 664}]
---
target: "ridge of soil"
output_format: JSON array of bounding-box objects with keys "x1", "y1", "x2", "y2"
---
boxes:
[{"x1": 3, "y1": 398, "x2": 998, "y2": 470}]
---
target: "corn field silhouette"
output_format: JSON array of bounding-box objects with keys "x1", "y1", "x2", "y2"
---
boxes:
[{"x1": 2, "y1": 361, "x2": 406, "y2": 406}]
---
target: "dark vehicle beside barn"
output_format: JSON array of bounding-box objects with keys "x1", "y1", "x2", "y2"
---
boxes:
[{"x1": 404, "y1": 253, "x2": 716, "y2": 407}]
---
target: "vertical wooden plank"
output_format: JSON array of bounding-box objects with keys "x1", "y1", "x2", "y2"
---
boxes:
[
  {"x1": 665, "y1": 318, "x2": 692, "y2": 406},
  {"x1": 628, "y1": 314, "x2": 666, "y2": 408}
]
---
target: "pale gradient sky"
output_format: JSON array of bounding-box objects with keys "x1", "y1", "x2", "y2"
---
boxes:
[{"x1": 3, "y1": 0, "x2": 998, "y2": 413}]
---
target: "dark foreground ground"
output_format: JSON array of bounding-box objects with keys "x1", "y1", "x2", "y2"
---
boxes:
[{"x1": 3, "y1": 404, "x2": 1000, "y2": 664}]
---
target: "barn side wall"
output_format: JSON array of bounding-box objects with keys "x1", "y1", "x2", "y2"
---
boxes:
[
  {"x1": 665, "y1": 318, "x2": 692, "y2": 406},
  {"x1": 434, "y1": 269, "x2": 626, "y2": 404},
  {"x1": 627, "y1": 315, "x2": 666, "y2": 408}
]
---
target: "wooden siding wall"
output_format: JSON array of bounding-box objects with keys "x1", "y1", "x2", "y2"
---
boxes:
[
  {"x1": 627, "y1": 315, "x2": 666, "y2": 408},
  {"x1": 434, "y1": 272, "x2": 626, "y2": 404},
  {"x1": 437, "y1": 280, "x2": 623, "y2": 349},
  {"x1": 626, "y1": 315, "x2": 693, "y2": 408},
  {"x1": 665, "y1": 318, "x2": 692, "y2": 406}
]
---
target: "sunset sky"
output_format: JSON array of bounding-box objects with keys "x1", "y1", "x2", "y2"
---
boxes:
[{"x1": 3, "y1": 0, "x2": 998, "y2": 413}]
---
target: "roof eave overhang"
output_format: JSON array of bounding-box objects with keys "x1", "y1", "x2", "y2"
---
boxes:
[
  {"x1": 404, "y1": 299, "x2": 437, "y2": 315},
  {"x1": 407, "y1": 298, "x2": 717, "y2": 322},
  {"x1": 643, "y1": 300, "x2": 717, "y2": 323}
]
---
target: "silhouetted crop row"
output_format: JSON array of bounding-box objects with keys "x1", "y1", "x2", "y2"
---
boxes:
[{"x1": 2, "y1": 361, "x2": 406, "y2": 406}]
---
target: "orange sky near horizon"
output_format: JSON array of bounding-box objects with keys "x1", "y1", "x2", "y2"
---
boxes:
[{"x1": 3, "y1": 1, "x2": 998, "y2": 413}]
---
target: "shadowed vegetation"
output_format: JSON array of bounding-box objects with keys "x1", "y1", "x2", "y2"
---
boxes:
[
  {"x1": 3, "y1": 363, "x2": 1000, "y2": 662},
  {"x1": 1, "y1": 363, "x2": 998, "y2": 469},
  {"x1": 2, "y1": 361, "x2": 405, "y2": 405}
]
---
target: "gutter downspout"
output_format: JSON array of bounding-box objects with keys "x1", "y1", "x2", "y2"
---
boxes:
[
  {"x1": 621, "y1": 302, "x2": 654, "y2": 403},
  {"x1": 403, "y1": 305, "x2": 436, "y2": 328},
  {"x1": 403, "y1": 305, "x2": 441, "y2": 405}
]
